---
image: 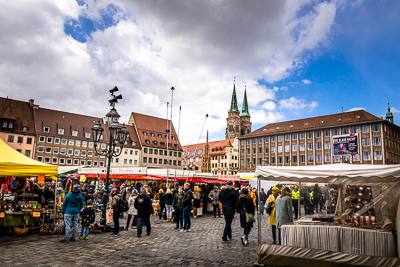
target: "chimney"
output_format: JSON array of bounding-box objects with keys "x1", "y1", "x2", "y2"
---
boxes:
[{"x1": 29, "y1": 99, "x2": 34, "y2": 107}]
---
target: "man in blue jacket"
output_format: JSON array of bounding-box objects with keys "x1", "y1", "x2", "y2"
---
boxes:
[{"x1": 60, "y1": 184, "x2": 84, "y2": 242}]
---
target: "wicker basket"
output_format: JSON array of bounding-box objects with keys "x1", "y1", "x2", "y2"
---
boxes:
[
  {"x1": 14, "y1": 225, "x2": 29, "y2": 236},
  {"x1": 28, "y1": 226, "x2": 41, "y2": 234}
]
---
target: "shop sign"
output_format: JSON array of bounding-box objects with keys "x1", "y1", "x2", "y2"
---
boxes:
[
  {"x1": 0, "y1": 213, "x2": 4, "y2": 218},
  {"x1": 333, "y1": 134, "x2": 359, "y2": 155},
  {"x1": 32, "y1": 212, "x2": 40, "y2": 217},
  {"x1": 38, "y1": 174, "x2": 45, "y2": 184}
]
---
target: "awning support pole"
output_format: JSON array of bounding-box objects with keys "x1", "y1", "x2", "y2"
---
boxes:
[
  {"x1": 257, "y1": 177, "x2": 261, "y2": 245},
  {"x1": 298, "y1": 182, "x2": 301, "y2": 219}
]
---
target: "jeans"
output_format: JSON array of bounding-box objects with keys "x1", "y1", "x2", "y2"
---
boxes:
[
  {"x1": 213, "y1": 204, "x2": 221, "y2": 217},
  {"x1": 64, "y1": 214, "x2": 79, "y2": 240},
  {"x1": 80, "y1": 225, "x2": 89, "y2": 237},
  {"x1": 137, "y1": 217, "x2": 151, "y2": 236},
  {"x1": 244, "y1": 228, "x2": 251, "y2": 236},
  {"x1": 165, "y1": 205, "x2": 173, "y2": 219},
  {"x1": 260, "y1": 201, "x2": 265, "y2": 215},
  {"x1": 113, "y1": 210, "x2": 120, "y2": 234},
  {"x1": 183, "y1": 207, "x2": 192, "y2": 230},
  {"x1": 175, "y1": 208, "x2": 183, "y2": 228},
  {"x1": 126, "y1": 214, "x2": 138, "y2": 227},
  {"x1": 159, "y1": 205, "x2": 166, "y2": 219},
  {"x1": 223, "y1": 214, "x2": 234, "y2": 240}
]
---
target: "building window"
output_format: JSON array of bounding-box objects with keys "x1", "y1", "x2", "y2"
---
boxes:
[
  {"x1": 307, "y1": 132, "x2": 313, "y2": 139},
  {"x1": 316, "y1": 154, "x2": 322, "y2": 163},
  {"x1": 27, "y1": 137, "x2": 32, "y2": 144},
  {"x1": 285, "y1": 135, "x2": 290, "y2": 141},
  {"x1": 44, "y1": 126, "x2": 50, "y2": 133},
  {"x1": 324, "y1": 141, "x2": 330, "y2": 149},
  {"x1": 278, "y1": 136, "x2": 282, "y2": 142},
  {"x1": 143, "y1": 157, "x2": 147, "y2": 163},
  {"x1": 44, "y1": 157, "x2": 51, "y2": 163},
  {"x1": 324, "y1": 130, "x2": 330, "y2": 136},
  {"x1": 124, "y1": 159, "x2": 128, "y2": 164},
  {"x1": 129, "y1": 159, "x2": 132, "y2": 164},
  {"x1": 85, "y1": 132, "x2": 91, "y2": 138},
  {"x1": 265, "y1": 147, "x2": 269, "y2": 153},
  {"x1": 270, "y1": 157, "x2": 275, "y2": 164},
  {"x1": 362, "y1": 125, "x2": 369, "y2": 133},
  {"x1": 59, "y1": 158, "x2": 65, "y2": 165},
  {"x1": 61, "y1": 138, "x2": 67, "y2": 145},
  {"x1": 292, "y1": 144, "x2": 297, "y2": 151},
  {"x1": 75, "y1": 140, "x2": 81, "y2": 147},
  {"x1": 67, "y1": 149, "x2": 73, "y2": 155},
  {"x1": 149, "y1": 148, "x2": 153, "y2": 154},
  {"x1": 373, "y1": 137, "x2": 381, "y2": 146},
  {"x1": 285, "y1": 156, "x2": 290, "y2": 164},
  {"x1": 145, "y1": 140, "x2": 150, "y2": 144},
  {"x1": 52, "y1": 158, "x2": 58, "y2": 164},
  {"x1": 258, "y1": 147, "x2": 262, "y2": 154},
  {"x1": 38, "y1": 136, "x2": 45, "y2": 142},
  {"x1": 334, "y1": 156, "x2": 340, "y2": 162},
  {"x1": 292, "y1": 156, "x2": 297, "y2": 163},
  {"x1": 54, "y1": 138, "x2": 60, "y2": 144},
  {"x1": 53, "y1": 147, "x2": 59, "y2": 154},
  {"x1": 342, "y1": 127, "x2": 349, "y2": 135},
  {"x1": 81, "y1": 141, "x2": 87, "y2": 147},
  {"x1": 374, "y1": 151, "x2": 382, "y2": 160},
  {"x1": 25, "y1": 150, "x2": 31, "y2": 157},
  {"x1": 17, "y1": 136, "x2": 23, "y2": 143},
  {"x1": 172, "y1": 136, "x2": 176, "y2": 140},
  {"x1": 81, "y1": 150, "x2": 86, "y2": 156},
  {"x1": 363, "y1": 151, "x2": 371, "y2": 160},
  {"x1": 86, "y1": 160, "x2": 91, "y2": 166},
  {"x1": 73, "y1": 159, "x2": 79, "y2": 165},
  {"x1": 352, "y1": 127, "x2": 358, "y2": 134},
  {"x1": 46, "y1": 137, "x2": 52, "y2": 143},
  {"x1": 58, "y1": 128, "x2": 64, "y2": 135},
  {"x1": 37, "y1": 156, "x2": 43, "y2": 162},
  {"x1": 135, "y1": 160, "x2": 138, "y2": 165},
  {"x1": 60, "y1": 148, "x2": 66, "y2": 154},
  {"x1": 265, "y1": 137, "x2": 269, "y2": 143},
  {"x1": 324, "y1": 153, "x2": 331, "y2": 162},
  {"x1": 285, "y1": 144, "x2": 290, "y2": 152},
  {"x1": 333, "y1": 128, "x2": 339, "y2": 135},
  {"x1": 300, "y1": 155, "x2": 305, "y2": 163},
  {"x1": 7, "y1": 135, "x2": 14, "y2": 143},
  {"x1": 307, "y1": 143, "x2": 313, "y2": 150},
  {"x1": 271, "y1": 136, "x2": 276, "y2": 142},
  {"x1": 315, "y1": 131, "x2": 321, "y2": 138},
  {"x1": 316, "y1": 142, "x2": 321, "y2": 150},
  {"x1": 66, "y1": 159, "x2": 72, "y2": 165},
  {"x1": 372, "y1": 124, "x2": 380, "y2": 132},
  {"x1": 74, "y1": 150, "x2": 80, "y2": 156},
  {"x1": 353, "y1": 154, "x2": 360, "y2": 161},
  {"x1": 278, "y1": 146, "x2": 282, "y2": 153},
  {"x1": 252, "y1": 148, "x2": 256, "y2": 154},
  {"x1": 292, "y1": 134, "x2": 297, "y2": 140},
  {"x1": 8, "y1": 122, "x2": 13, "y2": 129},
  {"x1": 101, "y1": 143, "x2": 106, "y2": 149},
  {"x1": 362, "y1": 138, "x2": 370, "y2": 146},
  {"x1": 38, "y1": 146, "x2": 44, "y2": 152},
  {"x1": 16, "y1": 149, "x2": 22, "y2": 153},
  {"x1": 300, "y1": 133, "x2": 305, "y2": 140},
  {"x1": 72, "y1": 130, "x2": 78, "y2": 137},
  {"x1": 343, "y1": 155, "x2": 349, "y2": 162},
  {"x1": 308, "y1": 154, "x2": 314, "y2": 163},
  {"x1": 300, "y1": 143, "x2": 305, "y2": 151},
  {"x1": 68, "y1": 139, "x2": 74, "y2": 146},
  {"x1": 115, "y1": 158, "x2": 119, "y2": 163}
]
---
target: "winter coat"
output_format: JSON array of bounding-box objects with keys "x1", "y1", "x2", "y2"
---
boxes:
[
  {"x1": 134, "y1": 193, "x2": 154, "y2": 218},
  {"x1": 249, "y1": 190, "x2": 256, "y2": 206},
  {"x1": 182, "y1": 188, "x2": 193, "y2": 208},
  {"x1": 219, "y1": 186, "x2": 238, "y2": 215},
  {"x1": 260, "y1": 191, "x2": 267, "y2": 203},
  {"x1": 172, "y1": 193, "x2": 184, "y2": 210},
  {"x1": 111, "y1": 194, "x2": 121, "y2": 213},
  {"x1": 159, "y1": 193, "x2": 165, "y2": 206},
  {"x1": 164, "y1": 193, "x2": 173, "y2": 205},
  {"x1": 275, "y1": 195, "x2": 293, "y2": 229},
  {"x1": 266, "y1": 194, "x2": 277, "y2": 226},
  {"x1": 80, "y1": 206, "x2": 95, "y2": 226},
  {"x1": 121, "y1": 187, "x2": 127, "y2": 201},
  {"x1": 208, "y1": 190, "x2": 220, "y2": 205},
  {"x1": 236, "y1": 195, "x2": 255, "y2": 229},
  {"x1": 128, "y1": 195, "x2": 138, "y2": 215},
  {"x1": 61, "y1": 191, "x2": 84, "y2": 215}
]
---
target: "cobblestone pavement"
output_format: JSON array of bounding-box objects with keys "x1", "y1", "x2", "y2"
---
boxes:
[{"x1": 0, "y1": 213, "x2": 278, "y2": 267}]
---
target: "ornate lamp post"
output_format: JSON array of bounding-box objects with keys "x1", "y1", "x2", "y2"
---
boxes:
[{"x1": 91, "y1": 86, "x2": 130, "y2": 226}]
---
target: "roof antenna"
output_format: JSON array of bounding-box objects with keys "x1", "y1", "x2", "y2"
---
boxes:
[{"x1": 341, "y1": 107, "x2": 343, "y2": 113}]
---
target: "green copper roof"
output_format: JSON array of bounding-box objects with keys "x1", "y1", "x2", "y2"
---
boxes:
[
  {"x1": 386, "y1": 103, "x2": 394, "y2": 119},
  {"x1": 228, "y1": 83, "x2": 239, "y2": 113},
  {"x1": 240, "y1": 89, "x2": 250, "y2": 117}
]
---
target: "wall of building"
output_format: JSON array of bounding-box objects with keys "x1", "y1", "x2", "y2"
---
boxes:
[{"x1": 0, "y1": 133, "x2": 35, "y2": 158}]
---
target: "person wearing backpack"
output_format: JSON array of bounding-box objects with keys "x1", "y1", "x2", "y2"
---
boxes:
[
  {"x1": 110, "y1": 189, "x2": 121, "y2": 236},
  {"x1": 79, "y1": 199, "x2": 95, "y2": 240}
]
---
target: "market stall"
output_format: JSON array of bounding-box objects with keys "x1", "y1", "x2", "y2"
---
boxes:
[
  {"x1": 0, "y1": 139, "x2": 58, "y2": 235},
  {"x1": 254, "y1": 163, "x2": 400, "y2": 267}
]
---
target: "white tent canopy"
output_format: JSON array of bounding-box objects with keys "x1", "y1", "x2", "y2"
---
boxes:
[{"x1": 255, "y1": 164, "x2": 400, "y2": 184}]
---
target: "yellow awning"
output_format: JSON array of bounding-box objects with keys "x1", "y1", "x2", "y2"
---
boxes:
[{"x1": 0, "y1": 138, "x2": 58, "y2": 177}]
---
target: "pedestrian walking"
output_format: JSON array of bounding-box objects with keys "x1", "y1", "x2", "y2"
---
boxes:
[
  {"x1": 164, "y1": 189, "x2": 173, "y2": 221},
  {"x1": 110, "y1": 188, "x2": 121, "y2": 236},
  {"x1": 291, "y1": 185, "x2": 300, "y2": 219},
  {"x1": 208, "y1": 186, "x2": 221, "y2": 218},
  {"x1": 79, "y1": 199, "x2": 95, "y2": 240},
  {"x1": 60, "y1": 184, "x2": 84, "y2": 242},
  {"x1": 134, "y1": 188, "x2": 154, "y2": 237},
  {"x1": 303, "y1": 187, "x2": 313, "y2": 215},
  {"x1": 125, "y1": 189, "x2": 139, "y2": 230},
  {"x1": 320, "y1": 184, "x2": 328, "y2": 211},
  {"x1": 172, "y1": 186, "x2": 184, "y2": 229},
  {"x1": 181, "y1": 182, "x2": 193, "y2": 232},
  {"x1": 259, "y1": 188, "x2": 267, "y2": 215},
  {"x1": 266, "y1": 186, "x2": 279, "y2": 244},
  {"x1": 219, "y1": 180, "x2": 238, "y2": 242},
  {"x1": 158, "y1": 189, "x2": 166, "y2": 220},
  {"x1": 236, "y1": 188, "x2": 255, "y2": 246},
  {"x1": 275, "y1": 187, "x2": 294, "y2": 245}
]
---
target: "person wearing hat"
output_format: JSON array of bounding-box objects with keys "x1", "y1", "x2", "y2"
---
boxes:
[
  {"x1": 266, "y1": 186, "x2": 280, "y2": 244},
  {"x1": 259, "y1": 188, "x2": 267, "y2": 215},
  {"x1": 110, "y1": 188, "x2": 122, "y2": 236},
  {"x1": 60, "y1": 184, "x2": 84, "y2": 242},
  {"x1": 208, "y1": 186, "x2": 221, "y2": 218},
  {"x1": 79, "y1": 199, "x2": 96, "y2": 240}
]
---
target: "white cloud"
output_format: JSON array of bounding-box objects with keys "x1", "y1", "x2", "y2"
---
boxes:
[
  {"x1": 391, "y1": 107, "x2": 400, "y2": 113},
  {"x1": 279, "y1": 97, "x2": 318, "y2": 112},
  {"x1": 0, "y1": 0, "x2": 340, "y2": 145},
  {"x1": 346, "y1": 107, "x2": 366, "y2": 112},
  {"x1": 301, "y1": 79, "x2": 312, "y2": 84}
]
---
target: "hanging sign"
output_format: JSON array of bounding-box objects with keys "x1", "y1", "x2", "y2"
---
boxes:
[
  {"x1": 38, "y1": 174, "x2": 45, "y2": 184},
  {"x1": 32, "y1": 212, "x2": 41, "y2": 217}
]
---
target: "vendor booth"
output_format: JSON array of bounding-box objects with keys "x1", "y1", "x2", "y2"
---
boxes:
[
  {"x1": 254, "y1": 164, "x2": 400, "y2": 267},
  {"x1": 0, "y1": 139, "x2": 59, "y2": 235}
]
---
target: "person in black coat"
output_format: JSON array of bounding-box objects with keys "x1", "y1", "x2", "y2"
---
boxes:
[
  {"x1": 181, "y1": 183, "x2": 193, "y2": 232},
  {"x1": 134, "y1": 188, "x2": 154, "y2": 237},
  {"x1": 259, "y1": 188, "x2": 267, "y2": 215},
  {"x1": 236, "y1": 188, "x2": 255, "y2": 246},
  {"x1": 219, "y1": 181, "x2": 238, "y2": 242},
  {"x1": 158, "y1": 189, "x2": 166, "y2": 220}
]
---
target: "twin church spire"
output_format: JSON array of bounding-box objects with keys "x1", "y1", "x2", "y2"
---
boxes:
[{"x1": 228, "y1": 79, "x2": 250, "y2": 117}]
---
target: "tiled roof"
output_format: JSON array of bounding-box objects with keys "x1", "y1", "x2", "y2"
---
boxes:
[
  {"x1": 0, "y1": 97, "x2": 35, "y2": 135},
  {"x1": 182, "y1": 143, "x2": 206, "y2": 158},
  {"x1": 125, "y1": 124, "x2": 141, "y2": 149},
  {"x1": 129, "y1": 112, "x2": 182, "y2": 150},
  {"x1": 243, "y1": 110, "x2": 383, "y2": 138},
  {"x1": 182, "y1": 139, "x2": 234, "y2": 158}
]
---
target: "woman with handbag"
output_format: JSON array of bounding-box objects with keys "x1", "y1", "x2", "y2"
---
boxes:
[
  {"x1": 266, "y1": 187, "x2": 280, "y2": 244},
  {"x1": 236, "y1": 188, "x2": 255, "y2": 246}
]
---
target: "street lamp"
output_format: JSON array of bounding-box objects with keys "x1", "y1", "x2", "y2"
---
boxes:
[{"x1": 91, "y1": 86, "x2": 129, "y2": 226}]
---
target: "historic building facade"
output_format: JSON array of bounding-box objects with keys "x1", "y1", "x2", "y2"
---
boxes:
[{"x1": 239, "y1": 109, "x2": 399, "y2": 172}]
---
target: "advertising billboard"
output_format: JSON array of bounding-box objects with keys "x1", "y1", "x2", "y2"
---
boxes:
[{"x1": 333, "y1": 134, "x2": 359, "y2": 156}]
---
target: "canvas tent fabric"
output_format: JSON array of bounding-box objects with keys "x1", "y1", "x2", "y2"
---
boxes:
[
  {"x1": 254, "y1": 164, "x2": 400, "y2": 184},
  {"x1": 0, "y1": 138, "x2": 58, "y2": 177}
]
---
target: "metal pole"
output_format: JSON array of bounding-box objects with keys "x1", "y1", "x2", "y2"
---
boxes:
[
  {"x1": 166, "y1": 102, "x2": 169, "y2": 189},
  {"x1": 101, "y1": 133, "x2": 113, "y2": 226},
  {"x1": 298, "y1": 182, "x2": 301, "y2": 219},
  {"x1": 258, "y1": 177, "x2": 261, "y2": 245}
]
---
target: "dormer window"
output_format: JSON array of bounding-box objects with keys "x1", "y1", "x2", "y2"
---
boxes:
[
  {"x1": 58, "y1": 128, "x2": 64, "y2": 135},
  {"x1": 2, "y1": 121, "x2": 7, "y2": 128},
  {"x1": 150, "y1": 133, "x2": 155, "y2": 137},
  {"x1": 145, "y1": 140, "x2": 150, "y2": 144},
  {"x1": 85, "y1": 132, "x2": 91, "y2": 138},
  {"x1": 72, "y1": 130, "x2": 78, "y2": 137},
  {"x1": 44, "y1": 126, "x2": 50, "y2": 133},
  {"x1": 289, "y1": 125, "x2": 293, "y2": 128},
  {"x1": 143, "y1": 132, "x2": 147, "y2": 136},
  {"x1": 22, "y1": 126, "x2": 28, "y2": 131},
  {"x1": 304, "y1": 123, "x2": 308, "y2": 126},
  {"x1": 172, "y1": 136, "x2": 176, "y2": 140},
  {"x1": 132, "y1": 141, "x2": 137, "y2": 146},
  {"x1": 337, "y1": 118, "x2": 342, "y2": 122},
  {"x1": 153, "y1": 141, "x2": 158, "y2": 145},
  {"x1": 158, "y1": 134, "x2": 162, "y2": 138}
]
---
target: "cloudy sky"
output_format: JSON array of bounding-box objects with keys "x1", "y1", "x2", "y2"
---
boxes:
[{"x1": 1, "y1": 0, "x2": 399, "y2": 145}]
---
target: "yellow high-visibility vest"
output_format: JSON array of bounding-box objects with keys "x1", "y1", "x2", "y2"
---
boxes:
[
  {"x1": 310, "y1": 191, "x2": 314, "y2": 200},
  {"x1": 291, "y1": 190, "x2": 299, "y2": 200}
]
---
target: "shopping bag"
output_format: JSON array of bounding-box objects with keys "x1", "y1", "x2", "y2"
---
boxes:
[
  {"x1": 106, "y1": 209, "x2": 113, "y2": 224},
  {"x1": 246, "y1": 213, "x2": 256, "y2": 223}
]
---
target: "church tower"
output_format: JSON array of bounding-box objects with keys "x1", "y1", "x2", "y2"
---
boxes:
[
  {"x1": 240, "y1": 84, "x2": 252, "y2": 136},
  {"x1": 201, "y1": 130, "x2": 211, "y2": 172},
  {"x1": 226, "y1": 80, "x2": 241, "y2": 139},
  {"x1": 386, "y1": 98, "x2": 394, "y2": 123}
]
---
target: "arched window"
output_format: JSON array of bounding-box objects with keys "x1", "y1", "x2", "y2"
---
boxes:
[
  {"x1": 8, "y1": 122, "x2": 13, "y2": 129},
  {"x1": 2, "y1": 121, "x2": 7, "y2": 128}
]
